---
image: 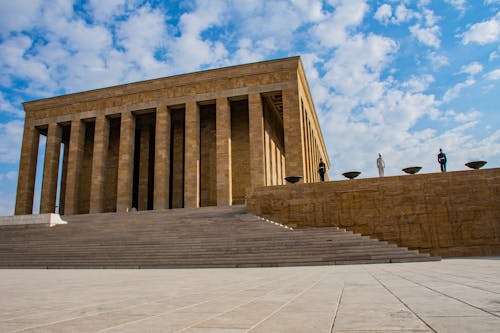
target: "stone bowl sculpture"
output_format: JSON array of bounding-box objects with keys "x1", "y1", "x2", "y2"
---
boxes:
[
  {"x1": 465, "y1": 161, "x2": 487, "y2": 169},
  {"x1": 402, "y1": 166, "x2": 422, "y2": 175},
  {"x1": 285, "y1": 176, "x2": 302, "y2": 184},
  {"x1": 342, "y1": 171, "x2": 361, "y2": 180}
]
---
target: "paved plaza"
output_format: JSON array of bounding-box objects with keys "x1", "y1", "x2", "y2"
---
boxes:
[{"x1": 1, "y1": 258, "x2": 499, "y2": 332}]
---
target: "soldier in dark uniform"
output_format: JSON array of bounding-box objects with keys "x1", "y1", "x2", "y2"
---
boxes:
[
  {"x1": 318, "y1": 158, "x2": 326, "y2": 182},
  {"x1": 438, "y1": 148, "x2": 447, "y2": 172}
]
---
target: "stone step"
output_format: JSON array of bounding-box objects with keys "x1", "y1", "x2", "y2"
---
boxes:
[{"x1": 0, "y1": 206, "x2": 438, "y2": 268}]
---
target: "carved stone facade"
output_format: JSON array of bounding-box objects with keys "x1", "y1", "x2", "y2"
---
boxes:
[{"x1": 15, "y1": 57, "x2": 330, "y2": 215}]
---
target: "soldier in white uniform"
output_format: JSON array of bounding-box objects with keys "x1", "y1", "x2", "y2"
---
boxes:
[{"x1": 377, "y1": 153, "x2": 385, "y2": 177}]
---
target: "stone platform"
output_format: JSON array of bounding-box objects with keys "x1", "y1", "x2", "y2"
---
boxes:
[{"x1": 1, "y1": 258, "x2": 499, "y2": 332}]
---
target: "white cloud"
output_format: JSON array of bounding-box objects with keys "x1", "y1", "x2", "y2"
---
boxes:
[
  {"x1": 0, "y1": 93, "x2": 23, "y2": 117},
  {"x1": 459, "y1": 62, "x2": 484, "y2": 76},
  {"x1": 445, "y1": 109, "x2": 482, "y2": 123},
  {"x1": 442, "y1": 78, "x2": 475, "y2": 103},
  {"x1": 462, "y1": 13, "x2": 500, "y2": 45},
  {"x1": 444, "y1": 0, "x2": 467, "y2": 12},
  {"x1": 490, "y1": 47, "x2": 500, "y2": 60},
  {"x1": 0, "y1": 191, "x2": 15, "y2": 216},
  {"x1": 374, "y1": 4, "x2": 419, "y2": 25},
  {"x1": 422, "y1": 8, "x2": 439, "y2": 27},
  {"x1": 0, "y1": 0, "x2": 42, "y2": 35},
  {"x1": 410, "y1": 24, "x2": 441, "y2": 48},
  {"x1": 291, "y1": 0, "x2": 326, "y2": 22},
  {"x1": 485, "y1": 69, "x2": 500, "y2": 80},
  {"x1": 402, "y1": 74, "x2": 435, "y2": 92},
  {"x1": 393, "y1": 4, "x2": 416, "y2": 24},
  {"x1": 0, "y1": 120, "x2": 23, "y2": 163},
  {"x1": 374, "y1": 4, "x2": 392, "y2": 25},
  {"x1": 0, "y1": 35, "x2": 50, "y2": 87},
  {"x1": 324, "y1": 33, "x2": 398, "y2": 103},
  {"x1": 484, "y1": 0, "x2": 500, "y2": 4},
  {"x1": 427, "y1": 51, "x2": 449, "y2": 68},
  {"x1": 311, "y1": 0, "x2": 369, "y2": 48},
  {"x1": 88, "y1": 0, "x2": 127, "y2": 21}
]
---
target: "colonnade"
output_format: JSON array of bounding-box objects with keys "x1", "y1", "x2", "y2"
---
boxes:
[{"x1": 15, "y1": 90, "x2": 315, "y2": 215}]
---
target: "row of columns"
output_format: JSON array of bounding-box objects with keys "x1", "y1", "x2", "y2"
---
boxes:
[{"x1": 15, "y1": 91, "x2": 284, "y2": 215}]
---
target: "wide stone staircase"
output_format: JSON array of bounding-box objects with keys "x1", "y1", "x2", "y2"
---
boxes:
[{"x1": 0, "y1": 206, "x2": 439, "y2": 268}]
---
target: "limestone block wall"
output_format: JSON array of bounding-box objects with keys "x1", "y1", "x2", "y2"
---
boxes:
[
  {"x1": 231, "y1": 100, "x2": 250, "y2": 204},
  {"x1": 247, "y1": 168, "x2": 500, "y2": 257},
  {"x1": 200, "y1": 104, "x2": 217, "y2": 206},
  {"x1": 103, "y1": 119, "x2": 120, "y2": 212},
  {"x1": 79, "y1": 122, "x2": 94, "y2": 214}
]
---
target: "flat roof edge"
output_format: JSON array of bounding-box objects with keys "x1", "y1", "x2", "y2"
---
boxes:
[{"x1": 23, "y1": 56, "x2": 301, "y2": 112}]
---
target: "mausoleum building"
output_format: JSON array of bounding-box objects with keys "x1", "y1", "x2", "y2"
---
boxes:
[{"x1": 15, "y1": 56, "x2": 330, "y2": 215}]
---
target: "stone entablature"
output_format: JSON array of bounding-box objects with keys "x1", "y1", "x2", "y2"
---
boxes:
[{"x1": 16, "y1": 57, "x2": 330, "y2": 215}]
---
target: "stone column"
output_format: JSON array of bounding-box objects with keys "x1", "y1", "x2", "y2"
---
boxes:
[
  {"x1": 248, "y1": 93, "x2": 265, "y2": 188},
  {"x1": 270, "y1": 139, "x2": 277, "y2": 185},
  {"x1": 264, "y1": 129, "x2": 271, "y2": 186},
  {"x1": 64, "y1": 120, "x2": 86, "y2": 215},
  {"x1": 40, "y1": 122, "x2": 62, "y2": 213},
  {"x1": 89, "y1": 115, "x2": 110, "y2": 213},
  {"x1": 138, "y1": 127, "x2": 150, "y2": 210},
  {"x1": 216, "y1": 97, "x2": 232, "y2": 206},
  {"x1": 276, "y1": 145, "x2": 282, "y2": 185},
  {"x1": 154, "y1": 106, "x2": 171, "y2": 210},
  {"x1": 116, "y1": 111, "x2": 136, "y2": 212},
  {"x1": 283, "y1": 88, "x2": 304, "y2": 179},
  {"x1": 184, "y1": 101, "x2": 200, "y2": 208},
  {"x1": 15, "y1": 127, "x2": 40, "y2": 215},
  {"x1": 58, "y1": 135, "x2": 69, "y2": 215}
]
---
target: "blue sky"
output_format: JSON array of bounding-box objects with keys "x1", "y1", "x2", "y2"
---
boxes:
[{"x1": 0, "y1": 0, "x2": 499, "y2": 215}]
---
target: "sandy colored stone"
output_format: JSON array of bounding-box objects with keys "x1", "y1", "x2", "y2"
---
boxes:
[{"x1": 247, "y1": 168, "x2": 500, "y2": 257}]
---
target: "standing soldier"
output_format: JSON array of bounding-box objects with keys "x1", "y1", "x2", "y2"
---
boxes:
[
  {"x1": 377, "y1": 153, "x2": 385, "y2": 177},
  {"x1": 318, "y1": 158, "x2": 326, "y2": 182},
  {"x1": 438, "y1": 148, "x2": 447, "y2": 172}
]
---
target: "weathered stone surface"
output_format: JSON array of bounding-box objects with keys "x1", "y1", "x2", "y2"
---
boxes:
[
  {"x1": 184, "y1": 100, "x2": 200, "y2": 208},
  {"x1": 40, "y1": 123, "x2": 62, "y2": 214},
  {"x1": 153, "y1": 106, "x2": 170, "y2": 210},
  {"x1": 14, "y1": 127, "x2": 39, "y2": 215},
  {"x1": 247, "y1": 168, "x2": 500, "y2": 257},
  {"x1": 15, "y1": 57, "x2": 330, "y2": 215},
  {"x1": 64, "y1": 120, "x2": 86, "y2": 215},
  {"x1": 248, "y1": 93, "x2": 265, "y2": 188},
  {"x1": 89, "y1": 115, "x2": 109, "y2": 213},
  {"x1": 216, "y1": 97, "x2": 232, "y2": 205},
  {"x1": 116, "y1": 112, "x2": 135, "y2": 212}
]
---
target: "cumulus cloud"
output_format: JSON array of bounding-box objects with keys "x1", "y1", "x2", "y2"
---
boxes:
[
  {"x1": 374, "y1": 4, "x2": 392, "y2": 25},
  {"x1": 0, "y1": 0, "x2": 43, "y2": 35},
  {"x1": 311, "y1": 0, "x2": 369, "y2": 48},
  {"x1": 485, "y1": 69, "x2": 500, "y2": 80},
  {"x1": 459, "y1": 62, "x2": 484, "y2": 76},
  {"x1": 0, "y1": 120, "x2": 23, "y2": 163},
  {"x1": 427, "y1": 51, "x2": 449, "y2": 68},
  {"x1": 410, "y1": 24, "x2": 441, "y2": 48},
  {"x1": 462, "y1": 13, "x2": 500, "y2": 45},
  {"x1": 442, "y1": 79, "x2": 475, "y2": 103},
  {"x1": 374, "y1": 4, "x2": 418, "y2": 25},
  {"x1": 402, "y1": 75, "x2": 435, "y2": 92},
  {"x1": 444, "y1": 0, "x2": 467, "y2": 12}
]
